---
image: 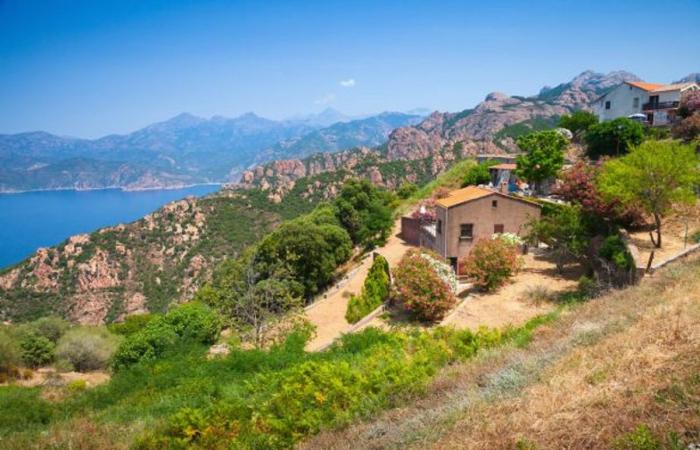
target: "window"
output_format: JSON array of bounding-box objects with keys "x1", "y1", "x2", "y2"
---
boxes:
[
  {"x1": 605, "y1": 101, "x2": 611, "y2": 110},
  {"x1": 437, "y1": 219, "x2": 442, "y2": 235},
  {"x1": 633, "y1": 97, "x2": 639, "y2": 108},
  {"x1": 460, "y1": 223, "x2": 473, "y2": 240},
  {"x1": 494, "y1": 224, "x2": 504, "y2": 234},
  {"x1": 492, "y1": 199, "x2": 498, "y2": 208}
]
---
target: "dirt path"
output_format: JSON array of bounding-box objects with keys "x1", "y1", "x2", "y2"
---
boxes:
[{"x1": 304, "y1": 219, "x2": 412, "y2": 351}]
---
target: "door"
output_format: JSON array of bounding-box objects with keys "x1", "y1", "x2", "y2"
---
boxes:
[{"x1": 648, "y1": 95, "x2": 659, "y2": 109}]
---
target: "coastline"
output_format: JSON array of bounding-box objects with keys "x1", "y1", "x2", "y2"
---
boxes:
[{"x1": 0, "y1": 182, "x2": 223, "y2": 195}]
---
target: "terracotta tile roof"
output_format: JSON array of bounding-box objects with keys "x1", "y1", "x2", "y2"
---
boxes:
[
  {"x1": 490, "y1": 163, "x2": 517, "y2": 170},
  {"x1": 651, "y1": 82, "x2": 698, "y2": 93},
  {"x1": 435, "y1": 186, "x2": 494, "y2": 208},
  {"x1": 625, "y1": 81, "x2": 665, "y2": 92}
]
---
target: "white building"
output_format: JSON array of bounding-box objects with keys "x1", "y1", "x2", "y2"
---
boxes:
[{"x1": 593, "y1": 81, "x2": 699, "y2": 126}]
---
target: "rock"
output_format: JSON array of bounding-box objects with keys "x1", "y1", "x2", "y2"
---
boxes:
[{"x1": 207, "y1": 343, "x2": 231, "y2": 359}]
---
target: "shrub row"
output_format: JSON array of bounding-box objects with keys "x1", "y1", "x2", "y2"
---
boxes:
[{"x1": 345, "y1": 255, "x2": 391, "y2": 324}]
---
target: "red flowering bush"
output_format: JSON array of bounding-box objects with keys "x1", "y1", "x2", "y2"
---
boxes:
[
  {"x1": 672, "y1": 113, "x2": 700, "y2": 142},
  {"x1": 392, "y1": 250, "x2": 456, "y2": 322},
  {"x1": 678, "y1": 90, "x2": 700, "y2": 118},
  {"x1": 554, "y1": 161, "x2": 644, "y2": 227},
  {"x1": 410, "y1": 199, "x2": 437, "y2": 222},
  {"x1": 460, "y1": 239, "x2": 520, "y2": 292}
]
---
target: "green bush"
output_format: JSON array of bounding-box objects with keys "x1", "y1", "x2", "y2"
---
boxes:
[
  {"x1": 396, "y1": 182, "x2": 418, "y2": 199},
  {"x1": 56, "y1": 327, "x2": 120, "y2": 372},
  {"x1": 585, "y1": 117, "x2": 644, "y2": 159},
  {"x1": 345, "y1": 255, "x2": 391, "y2": 324},
  {"x1": 20, "y1": 333, "x2": 55, "y2": 368},
  {"x1": 28, "y1": 316, "x2": 70, "y2": 342},
  {"x1": 599, "y1": 235, "x2": 634, "y2": 270},
  {"x1": 112, "y1": 303, "x2": 221, "y2": 370},
  {"x1": 577, "y1": 275, "x2": 600, "y2": 299},
  {"x1": 613, "y1": 424, "x2": 662, "y2": 450},
  {"x1": 163, "y1": 302, "x2": 222, "y2": 344},
  {"x1": 0, "y1": 328, "x2": 21, "y2": 374},
  {"x1": 112, "y1": 319, "x2": 178, "y2": 370},
  {"x1": 108, "y1": 313, "x2": 156, "y2": 337},
  {"x1": 462, "y1": 160, "x2": 497, "y2": 187}
]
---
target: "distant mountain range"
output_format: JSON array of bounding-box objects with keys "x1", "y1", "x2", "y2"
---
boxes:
[{"x1": 0, "y1": 109, "x2": 423, "y2": 192}]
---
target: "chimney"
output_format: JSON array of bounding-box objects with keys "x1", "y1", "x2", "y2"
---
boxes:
[{"x1": 500, "y1": 181, "x2": 509, "y2": 195}]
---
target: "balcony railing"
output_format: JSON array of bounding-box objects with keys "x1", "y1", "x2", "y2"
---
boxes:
[{"x1": 642, "y1": 101, "x2": 679, "y2": 111}]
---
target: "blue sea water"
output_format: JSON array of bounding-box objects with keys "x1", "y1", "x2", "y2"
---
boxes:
[{"x1": 0, "y1": 185, "x2": 220, "y2": 269}]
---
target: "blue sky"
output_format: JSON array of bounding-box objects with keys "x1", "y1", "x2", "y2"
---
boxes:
[{"x1": 1, "y1": 0, "x2": 699, "y2": 138}]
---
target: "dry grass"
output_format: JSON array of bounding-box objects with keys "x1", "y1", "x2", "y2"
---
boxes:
[
  {"x1": 3, "y1": 417, "x2": 142, "y2": 450},
  {"x1": 300, "y1": 254, "x2": 700, "y2": 450}
]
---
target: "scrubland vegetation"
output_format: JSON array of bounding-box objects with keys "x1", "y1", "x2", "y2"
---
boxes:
[{"x1": 1, "y1": 89, "x2": 699, "y2": 449}]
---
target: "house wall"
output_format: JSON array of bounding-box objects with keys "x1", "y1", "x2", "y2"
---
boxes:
[
  {"x1": 649, "y1": 90, "x2": 683, "y2": 125},
  {"x1": 400, "y1": 216, "x2": 421, "y2": 245},
  {"x1": 434, "y1": 194, "x2": 541, "y2": 260},
  {"x1": 594, "y1": 84, "x2": 647, "y2": 121}
]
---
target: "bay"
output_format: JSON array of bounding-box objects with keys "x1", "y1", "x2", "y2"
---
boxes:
[{"x1": 0, "y1": 185, "x2": 220, "y2": 269}]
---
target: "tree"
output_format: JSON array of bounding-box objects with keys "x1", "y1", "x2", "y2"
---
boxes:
[
  {"x1": 597, "y1": 140, "x2": 699, "y2": 248},
  {"x1": 554, "y1": 160, "x2": 644, "y2": 227},
  {"x1": 462, "y1": 160, "x2": 497, "y2": 187},
  {"x1": 396, "y1": 181, "x2": 418, "y2": 199},
  {"x1": 334, "y1": 179, "x2": 395, "y2": 248},
  {"x1": 256, "y1": 220, "x2": 351, "y2": 299},
  {"x1": 195, "y1": 248, "x2": 304, "y2": 348},
  {"x1": 585, "y1": 117, "x2": 644, "y2": 159},
  {"x1": 525, "y1": 204, "x2": 590, "y2": 273},
  {"x1": 515, "y1": 130, "x2": 567, "y2": 194},
  {"x1": 558, "y1": 110, "x2": 597, "y2": 140}
]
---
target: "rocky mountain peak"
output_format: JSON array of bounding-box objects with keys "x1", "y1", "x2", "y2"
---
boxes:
[{"x1": 484, "y1": 92, "x2": 509, "y2": 102}]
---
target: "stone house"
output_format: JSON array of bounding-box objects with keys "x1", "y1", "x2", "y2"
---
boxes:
[
  {"x1": 420, "y1": 186, "x2": 541, "y2": 271},
  {"x1": 593, "y1": 81, "x2": 699, "y2": 126}
]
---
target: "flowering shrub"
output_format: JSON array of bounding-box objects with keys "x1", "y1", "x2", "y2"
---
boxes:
[
  {"x1": 418, "y1": 252, "x2": 458, "y2": 294},
  {"x1": 410, "y1": 200, "x2": 437, "y2": 222},
  {"x1": 672, "y1": 113, "x2": 700, "y2": 142},
  {"x1": 492, "y1": 232, "x2": 523, "y2": 247},
  {"x1": 460, "y1": 239, "x2": 520, "y2": 291},
  {"x1": 392, "y1": 250, "x2": 457, "y2": 322}
]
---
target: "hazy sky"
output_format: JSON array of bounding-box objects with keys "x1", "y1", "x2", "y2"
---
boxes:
[{"x1": 1, "y1": 0, "x2": 699, "y2": 138}]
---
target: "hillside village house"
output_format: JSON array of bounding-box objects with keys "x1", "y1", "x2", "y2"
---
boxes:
[
  {"x1": 405, "y1": 186, "x2": 541, "y2": 272},
  {"x1": 593, "y1": 80, "x2": 699, "y2": 126}
]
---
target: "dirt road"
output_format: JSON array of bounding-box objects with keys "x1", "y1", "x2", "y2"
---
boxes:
[{"x1": 304, "y1": 219, "x2": 412, "y2": 351}]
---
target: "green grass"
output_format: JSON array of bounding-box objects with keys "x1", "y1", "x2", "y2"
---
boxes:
[{"x1": 0, "y1": 310, "x2": 568, "y2": 449}]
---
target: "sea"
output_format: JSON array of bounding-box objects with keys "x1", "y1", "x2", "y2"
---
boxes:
[{"x1": 0, "y1": 185, "x2": 221, "y2": 269}]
